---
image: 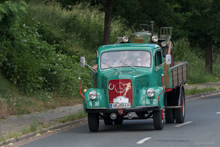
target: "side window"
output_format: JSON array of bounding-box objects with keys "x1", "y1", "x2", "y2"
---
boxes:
[{"x1": 155, "y1": 51, "x2": 162, "y2": 66}]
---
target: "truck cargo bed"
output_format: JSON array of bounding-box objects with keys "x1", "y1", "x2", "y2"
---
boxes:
[{"x1": 164, "y1": 62, "x2": 188, "y2": 89}]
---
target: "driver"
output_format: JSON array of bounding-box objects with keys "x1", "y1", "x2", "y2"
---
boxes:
[{"x1": 136, "y1": 52, "x2": 151, "y2": 67}]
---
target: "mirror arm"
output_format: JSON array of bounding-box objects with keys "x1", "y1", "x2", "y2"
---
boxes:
[{"x1": 80, "y1": 61, "x2": 97, "y2": 73}]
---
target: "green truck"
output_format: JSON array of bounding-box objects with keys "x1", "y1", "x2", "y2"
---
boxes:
[{"x1": 79, "y1": 21, "x2": 188, "y2": 132}]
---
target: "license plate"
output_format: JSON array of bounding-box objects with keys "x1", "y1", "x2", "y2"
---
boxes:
[{"x1": 110, "y1": 103, "x2": 131, "y2": 108}]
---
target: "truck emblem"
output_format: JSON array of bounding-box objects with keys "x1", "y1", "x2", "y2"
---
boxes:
[
  {"x1": 109, "y1": 82, "x2": 132, "y2": 95},
  {"x1": 115, "y1": 82, "x2": 125, "y2": 93}
]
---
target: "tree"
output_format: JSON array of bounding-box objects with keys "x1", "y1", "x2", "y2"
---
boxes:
[
  {"x1": 177, "y1": 0, "x2": 215, "y2": 74},
  {"x1": 100, "y1": 0, "x2": 117, "y2": 45},
  {"x1": 113, "y1": 0, "x2": 147, "y2": 28}
]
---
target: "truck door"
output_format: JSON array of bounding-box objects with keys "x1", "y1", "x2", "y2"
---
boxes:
[{"x1": 154, "y1": 50, "x2": 163, "y2": 86}]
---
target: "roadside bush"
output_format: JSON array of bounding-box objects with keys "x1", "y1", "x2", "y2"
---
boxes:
[
  {"x1": 0, "y1": 1, "x2": 90, "y2": 97},
  {"x1": 25, "y1": 1, "x2": 130, "y2": 51},
  {"x1": 174, "y1": 38, "x2": 220, "y2": 83}
]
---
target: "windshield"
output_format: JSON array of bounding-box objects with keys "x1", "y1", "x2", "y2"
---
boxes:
[{"x1": 100, "y1": 50, "x2": 151, "y2": 69}]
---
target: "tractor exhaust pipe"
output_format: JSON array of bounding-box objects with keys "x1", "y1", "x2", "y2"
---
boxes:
[{"x1": 150, "y1": 21, "x2": 154, "y2": 36}]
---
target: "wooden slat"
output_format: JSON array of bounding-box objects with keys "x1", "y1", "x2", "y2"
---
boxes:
[{"x1": 164, "y1": 63, "x2": 170, "y2": 87}]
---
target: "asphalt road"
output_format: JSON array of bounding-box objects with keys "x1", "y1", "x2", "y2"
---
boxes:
[{"x1": 17, "y1": 94, "x2": 220, "y2": 147}]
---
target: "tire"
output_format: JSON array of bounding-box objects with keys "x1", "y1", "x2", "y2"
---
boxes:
[
  {"x1": 114, "y1": 115, "x2": 123, "y2": 125},
  {"x1": 174, "y1": 88, "x2": 185, "y2": 123},
  {"x1": 165, "y1": 109, "x2": 174, "y2": 123},
  {"x1": 88, "y1": 113, "x2": 99, "y2": 132},
  {"x1": 103, "y1": 113, "x2": 113, "y2": 125},
  {"x1": 153, "y1": 110, "x2": 164, "y2": 130}
]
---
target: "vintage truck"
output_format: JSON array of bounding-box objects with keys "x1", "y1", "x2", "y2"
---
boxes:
[{"x1": 79, "y1": 21, "x2": 188, "y2": 132}]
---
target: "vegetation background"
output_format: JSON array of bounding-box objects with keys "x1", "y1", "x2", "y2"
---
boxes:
[{"x1": 0, "y1": 0, "x2": 220, "y2": 118}]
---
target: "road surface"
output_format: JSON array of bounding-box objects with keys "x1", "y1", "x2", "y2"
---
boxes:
[{"x1": 16, "y1": 93, "x2": 220, "y2": 147}]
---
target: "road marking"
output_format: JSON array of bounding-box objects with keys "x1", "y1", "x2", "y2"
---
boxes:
[
  {"x1": 136, "y1": 137, "x2": 151, "y2": 144},
  {"x1": 175, "y1": 121, "x2": 193, "y2": 127},
  {"x1": 216, "y1": 112, "x2": 220, "y2": 114}
]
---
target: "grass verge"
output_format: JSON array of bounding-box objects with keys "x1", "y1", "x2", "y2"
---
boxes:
[
  {"x1": 185, "y1": 87, "x2": 217, "y2": 96},
  {"x1": 0, "y1": 110, "x2": 86, "y2": 143},
  {"x1": 55, "y1": 110, "x2": 87, "y2": 123}
]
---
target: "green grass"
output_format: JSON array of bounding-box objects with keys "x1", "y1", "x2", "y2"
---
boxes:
[
  {"x1": 56, "y1": 110, "x2": 87, "y2": 123},
  {"x1": 24, "y1": 0, "x2": 130, "y2": 62},
  {"x1": 185, "y1": 87, "x2": 217, "y2": 96},
  {"x1": 0, "y1": 71, "x2": 83, "y2": 117}
]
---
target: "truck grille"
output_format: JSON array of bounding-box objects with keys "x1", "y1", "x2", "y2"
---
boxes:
[{"x1": 108, "y1": 79, "x2": 133, "y2": 108}]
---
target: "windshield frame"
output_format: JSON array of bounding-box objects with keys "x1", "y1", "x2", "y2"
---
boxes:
[{"x1": 100, "y1": 50, "x2": 152, "y2": 70}]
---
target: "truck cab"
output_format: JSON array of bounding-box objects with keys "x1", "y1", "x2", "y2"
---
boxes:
[{"x1": 79, "y1": 22, "x2": 188, "y2": 132}]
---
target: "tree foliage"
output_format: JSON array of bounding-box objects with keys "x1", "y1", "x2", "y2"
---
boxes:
[
  {"x1": 174, "y1": 0, "x2": 220, "y2": 73},
  {"x1": 0, "y1": 1, "x2": 90, "y2": 95}
]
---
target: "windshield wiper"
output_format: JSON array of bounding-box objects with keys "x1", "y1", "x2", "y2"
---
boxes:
[
  {"x1": 120, "y1": 61, "x2": 136, "y2": 69},
  {"x1": 101, "y1": 62, "x2": 116, "y2": 70}
]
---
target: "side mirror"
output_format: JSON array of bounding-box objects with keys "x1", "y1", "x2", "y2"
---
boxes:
[
  {"x1": 80, "y1": 57, "x2": 85, "y2": 67},
  {"x1": 165, "y1": 54, "x2": 172, "y2": 65}
]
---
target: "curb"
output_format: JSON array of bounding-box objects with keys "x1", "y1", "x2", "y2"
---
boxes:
[
  {"x1": 0, "y1": 118, "x2": 87, "y2": 146},
  {"x1": 1, "y1": 90, "x2": 220, "y2": 146}
]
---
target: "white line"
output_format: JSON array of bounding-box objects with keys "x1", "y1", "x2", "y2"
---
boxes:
[
  {"x1": 216, "y1": 112, "x2": 220, "y2": 114},
  {"x1": 136, "y1": 137, "x2": 151, "y2": 144},
  {"x1": 175, "y1": 121, "x2": 193, "y2": 127}
]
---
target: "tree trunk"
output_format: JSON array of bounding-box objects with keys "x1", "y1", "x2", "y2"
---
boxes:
[
  {"x1": 101, "y1": 0, "x2": 117, "y2": 45},
  {"x1": 103, "y1": 4, "x2": 112, "y2": 45},
  {"x1": 205, "y1": 35, "x2": 213, "y2": 74}
]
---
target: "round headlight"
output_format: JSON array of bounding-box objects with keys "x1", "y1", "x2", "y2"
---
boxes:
[
  {"x1": 89, "y1": 90, "x2": 97, "y2": 100},
  {"x1": 147, "y1": 88, "x2": 155, "y2": 97},
  {"x1": 151, "y1": 35, "x2": 158, "y2": 42},
  {"x1": 161, "y1": 41, "x2": 167, "y2": 47},
  {"x1": 122, "y1": 35, "x2": 129, "y2": 42}
]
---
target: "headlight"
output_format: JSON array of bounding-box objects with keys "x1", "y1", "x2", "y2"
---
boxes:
[
  {"x1": 151, "y1": 35, "x2": 158, "y2": 42},
  {"x1": 89, "y1": 90, "x2": 97, "y2": 100},
  {"x1": 161, "y1": 41, "x2": 167, "y2": 47},
  {"x1": 147, "y1": 88, "x2": 155, "y2": 97},
  {"x1": 122, "y1": 35, "x2": 129, "y2": 42}
]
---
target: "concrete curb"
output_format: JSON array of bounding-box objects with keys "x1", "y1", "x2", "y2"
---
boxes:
[
  {"x1": 0, "y1": 118, "x2": 87, "y2": 146},
  {"x1": 1, "y1": 90, "x2": 220, "y2": 146}
]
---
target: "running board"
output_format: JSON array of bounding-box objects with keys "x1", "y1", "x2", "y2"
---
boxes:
[{"x1": 166, "y1": 106, "x2": 182, "y2": 109}]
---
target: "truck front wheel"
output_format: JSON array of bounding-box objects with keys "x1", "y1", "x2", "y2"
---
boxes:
[
  {"x1": 174, "y1": 88, "x2": 185, "y2": 123},
  {"x1": 153, "y1": 110, "x2": 164, "y2": 130},
  {"x1": 88, "y1": 113, "x2": 99, "y2": 132}
]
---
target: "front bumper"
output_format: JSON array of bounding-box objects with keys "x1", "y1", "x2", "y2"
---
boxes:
[{"x1": 86, "y1": 106, "x2": 160, "y2": 113}]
